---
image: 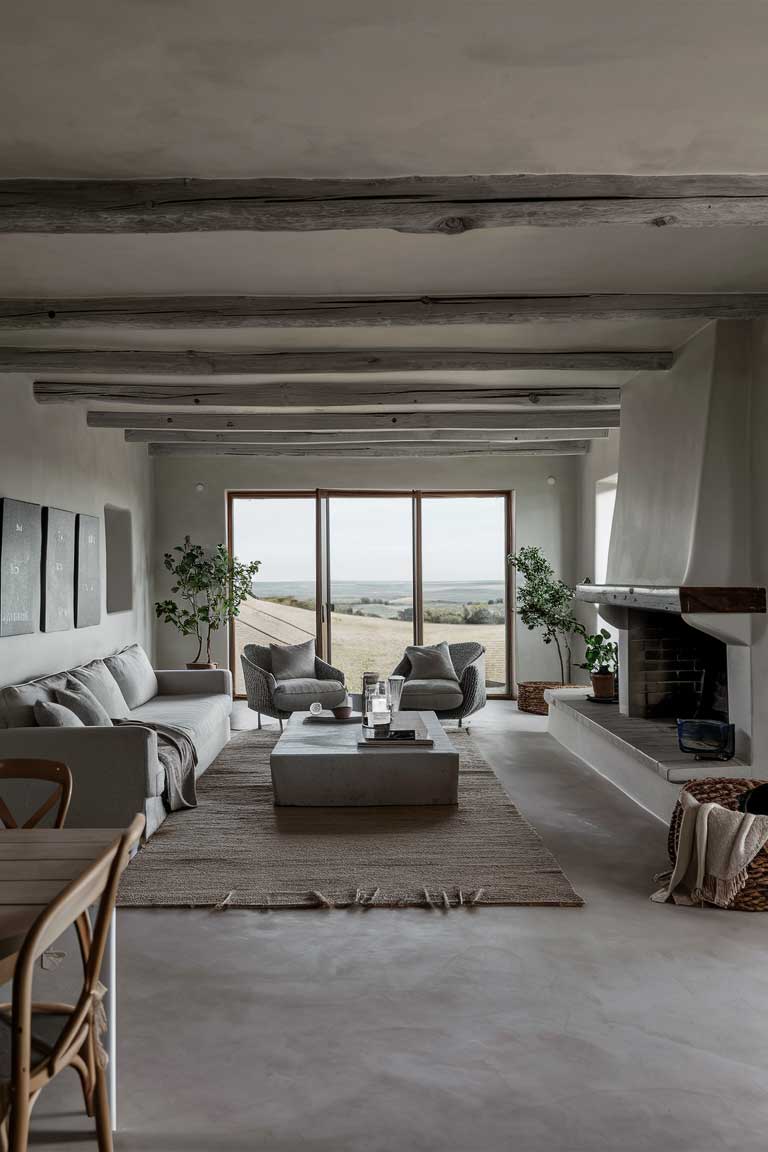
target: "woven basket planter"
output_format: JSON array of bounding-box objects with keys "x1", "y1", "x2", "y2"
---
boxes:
[
  {"x1": 516, "y1": 681, "x2": 581, "y2": 716},
  {"x1": 668, "y1": 777, "x2": 768, "y2": 911}
]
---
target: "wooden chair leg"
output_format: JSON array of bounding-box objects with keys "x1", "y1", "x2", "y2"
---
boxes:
[
  {"x1": 76, "y1": 1035, "x2": 96, "y2": 1117},
  {"x1": 8, "y1": 1098, "x2": 30, "y2": 1152},
  {"x1": 93, "y1": 1060, "x2": 113, "y2": 1152}
]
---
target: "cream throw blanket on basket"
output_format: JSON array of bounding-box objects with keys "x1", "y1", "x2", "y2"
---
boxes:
[{"x1": 652, "y1": 790, "x2": 768, "y2": 907}]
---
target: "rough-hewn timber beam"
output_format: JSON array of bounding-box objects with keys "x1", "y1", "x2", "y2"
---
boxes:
[
  {"x1": 89, "y1": 408, "x2": 620, "y2": 431},
  {"x1": 2, "y1": 176, "x2": 768, "y2": 233},
  {"x1": 2, "y1": 294, "x2": 767, "y2": 328},
  {"x1": 148, "y1": 440, "x2": 590, "y2": 458},
  {"x1": 37, "y1": 382, "x2": 624, "y2": 408},
  {"x1": 10, "y1": 348, "x2": 669, "y2": 375},
  {"x1": 126, "y1": 427, "x2": 607, "y2": 445}
]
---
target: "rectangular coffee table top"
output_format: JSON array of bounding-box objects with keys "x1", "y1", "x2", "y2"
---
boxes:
[{"x1": 278, "y1": 710, "x2": 452, "y2": 757}]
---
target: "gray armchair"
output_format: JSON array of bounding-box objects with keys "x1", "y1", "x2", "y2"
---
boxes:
[
  {"x1": 391, "y1": 641, "x2": 486, "y2": 725},
  {"x1": 241, "y1": 643, "x2": 346, "y2": 730}
]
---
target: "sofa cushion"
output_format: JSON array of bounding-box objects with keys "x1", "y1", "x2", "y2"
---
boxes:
[
  {"x1": 69, "y1": 659, "x2": 130, "y2": 719},
  {"x1": 0, "y1": 673, "x2": 69, "y2": 728},
  {"x1": 34, "y1": 700, "x2": 85, "y2": 728},
  {"x1": 129, "y1": 693, "x2": 232, "y2": 768},
  {"x1": 55, "y1": 680, "x2": 113, "y2": 727},
  {"x1": 270, "y1": 638, "x2": 316, "y2": 681},
  {"x1": 400, "y1": 677, "x2": 464, "y2": 711},
  {"x1": 272, "y1": 677, "x2": 346, "y2": 713},
  {"x1": 104, "y1": 644, "x2": 158, "y2": 709},
  {"x1": 405, "y1": 642, "x2": 459, "y2": 683}
]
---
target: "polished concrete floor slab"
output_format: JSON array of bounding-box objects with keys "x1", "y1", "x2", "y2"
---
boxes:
[{"x1": 26, "y1": 702, "x2": 768, "y2": 1151}]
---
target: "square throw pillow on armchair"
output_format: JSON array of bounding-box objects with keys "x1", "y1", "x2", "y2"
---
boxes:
[
  {"x1": 404, "y1": 641, "x2": 459, "y2": 682},
  {"x1": 270, "y1": 638, "x2": 316, "y2": 681}
]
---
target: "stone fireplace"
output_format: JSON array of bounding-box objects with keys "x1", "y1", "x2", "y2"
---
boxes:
[{"x1": 620, "y1": 608, "x2": 728, "y2": 722}]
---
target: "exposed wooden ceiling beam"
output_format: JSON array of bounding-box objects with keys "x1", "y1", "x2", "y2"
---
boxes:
[
  {"x1": 10, "y1": 348, "x2": 669, "y2": 375},
  {"x1": 2, "y1": 176, "x2": 768, "y2": 233},
  {"x1": 38, "y1": 382, "x2": 624, "y2": 408},
  {"x1": 148, "y1": 440, "x2": 590, "y2": 458},
  {"x1": 126, "y1": 427, "x2": 607, "y2": 445},
  {"x1": 2, "y1": 294, "x2": 767, "y2": 328},
  {"x1": 88, "y1": 408, "x2": 620, "y2": 430}
]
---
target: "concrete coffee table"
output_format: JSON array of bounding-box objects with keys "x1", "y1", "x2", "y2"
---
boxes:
[{"x1": 270, "y1": 710, "x2": 459, "y2": 806}]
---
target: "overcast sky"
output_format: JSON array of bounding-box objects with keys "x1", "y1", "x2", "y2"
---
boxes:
[{"x1": 233, "y1": 496, "x2": 506, "y2": 583}]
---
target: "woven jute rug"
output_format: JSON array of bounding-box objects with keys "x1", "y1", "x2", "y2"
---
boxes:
[{"x1": 118, "y1": 728, "x2": 583, "y2": 910}]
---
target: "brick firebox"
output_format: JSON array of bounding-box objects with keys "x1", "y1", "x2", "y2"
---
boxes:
[{"x1": 621, "y1": 608, "x2": 729, "y2": 721}]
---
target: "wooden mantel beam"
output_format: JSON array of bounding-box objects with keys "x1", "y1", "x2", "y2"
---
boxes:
[
  {"x1": 9, "y1": 348, "x2": 670, "y2": 376},
  {"x1": 2, "y1": 175, "x2": 768, "y2": 233},
  {"x1": 1, "y1": 294, "x2": 767, "y2": 329},
  {"x1": 88, "y1": 408, "x2": 621, "y2": 431},
  {"x1": 38, "y1": 382, "x2": 624, "y2": 409}
]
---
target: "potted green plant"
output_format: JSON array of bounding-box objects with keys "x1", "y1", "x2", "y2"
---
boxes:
[
  {"x1": 155, "y1": 537, "x2": 260, "y2": 669},
  {"x1": 579, "y1": 628, "x2": 619, "y2": 699},
  {"x1": 507, "y1": 545, "x2": 586, "y2": 714}
]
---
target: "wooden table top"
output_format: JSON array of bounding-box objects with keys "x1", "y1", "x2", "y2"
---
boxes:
[{"x1": 0, "y1": 829, "x2": 119, "y2": 984}]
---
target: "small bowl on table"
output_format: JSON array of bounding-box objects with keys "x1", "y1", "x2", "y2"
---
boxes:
[{"x1": 333, "y1": 704, "x2": 353, "y2": 720}]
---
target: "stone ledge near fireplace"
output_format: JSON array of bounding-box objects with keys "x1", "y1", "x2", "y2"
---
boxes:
[{"x1": 545, "y1": 689, "x2": 749, "y2": 823}]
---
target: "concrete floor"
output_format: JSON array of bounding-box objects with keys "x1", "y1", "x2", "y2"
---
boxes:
[{"x1": 27, "y1": 701, "x2": 768, "y2": 1151}]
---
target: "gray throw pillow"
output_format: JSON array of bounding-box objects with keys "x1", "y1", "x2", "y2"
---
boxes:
[
  {"x1": 270, "y1": 638, "x2": 316, "y2": 681},
  {"x1": 70, "y1": 658, "x2": 130, "y2": 719},
  {"x1": 405, "y1": 642, "x2": 459, "y2": 682},
  {"x1": 55, "y1": 680, "x2": 113, "y2": 727},
  {"x1": 34, "y1": 700, "x2": 85, "y2": 728},
  {"x1": 104, "y1": 644, "x2": 158, "y2": 709}
]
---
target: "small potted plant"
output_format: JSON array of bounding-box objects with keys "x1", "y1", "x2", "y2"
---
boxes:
[
  {"x1": 507, "y1": 545, "x2": 586, "y2": 714},
  {"x1": 155, "y1": 537, "x2": 260, "y2": 669},
  {"x1": 579, "y1": 628, "x2": 619, "y2": 699}
]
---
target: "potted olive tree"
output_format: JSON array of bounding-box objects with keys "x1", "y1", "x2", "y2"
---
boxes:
[
  {"x1": 507, "y1": 545, "x2": 586, "y2": 714},
  {"x1": 155, "y1": 537, "x2": 260, "y2": 669},
  {"x1": 579, "y1": 628, "x2": 619, "y2": 699}
]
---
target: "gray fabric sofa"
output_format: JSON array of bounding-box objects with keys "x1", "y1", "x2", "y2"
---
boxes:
[{"x1": 0, "y1": 645, "x2": 232, "y2": 838}]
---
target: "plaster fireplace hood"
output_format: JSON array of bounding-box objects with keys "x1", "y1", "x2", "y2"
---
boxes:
[{"x1": 575, "y1": 322, "x2": 765, "y2": 648}]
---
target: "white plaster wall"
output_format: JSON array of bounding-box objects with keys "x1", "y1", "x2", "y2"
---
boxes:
[
  {"x1": 152, "y1": 453, "x2": 580, "y2": 686},
  {"x1": 0, "y1": 377, "x2": 153, "y2": 687}
]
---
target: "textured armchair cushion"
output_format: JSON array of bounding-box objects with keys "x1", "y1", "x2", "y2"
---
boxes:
[
  {"x1": 400, "y1": 677, "x2": 464, "y2": 711},
  {"x1": 104, "y1": 644, "x2": 158, "y2": 709},
  {"x1": 272, "y1": 677, "x2": 346, "y2": 713},
  {"x1": 55, "y1": 680, "x2": 113, "y2": 727},
  {"x1": 70, "y1": 658, "x2": 130, "y2": 718},
  {"x1": 33, "y1": 700, "x2": 85, "y2": 728},
  {"x1": 270, "y1": 638, "x2": 316, "y2": 681},
  {"x1": 404, "y1": 642, "x2": 459, "y2": 683}
]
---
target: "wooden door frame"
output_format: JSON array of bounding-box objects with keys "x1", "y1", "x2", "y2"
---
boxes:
[{"x1": 227, "y1": 488, "x2": 516, "y2": 699}]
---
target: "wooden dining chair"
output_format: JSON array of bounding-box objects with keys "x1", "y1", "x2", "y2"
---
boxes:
[
  {"x1": 0, "y1": 813, "x2": 145, "y2": 1152},
  {"x1": 0, "y1": 760, "x2": 73, "y2": 831}
]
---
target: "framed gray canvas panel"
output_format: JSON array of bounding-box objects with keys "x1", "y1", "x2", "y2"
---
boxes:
[
  {"x1": 41, "y1": 507, "x2": 75, "y2": 632},
  {"x1": 0, "y1": 498, "x2": 42, "y2": 636},
  {"x1": 75, "y1": 513, "x2": 100, "y2": 628}
]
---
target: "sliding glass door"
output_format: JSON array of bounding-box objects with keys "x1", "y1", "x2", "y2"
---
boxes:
[
  {"x1": 229, "y1": 491, "x2": 514, "y2": 697},
  {"x1": 229, "y1": 495, "x2": 317, "y2": 695},
  {"x1": 327, "y1": 496, "x2": 414, "y2": 691}
]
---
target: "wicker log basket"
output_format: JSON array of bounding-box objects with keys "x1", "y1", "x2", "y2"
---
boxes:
[
  {"x1": 668, "y1": 777, "x2": 768, "y2": 912},
  {"x1": 516, "y1": 681, "x2": 582, "y2": 716}
]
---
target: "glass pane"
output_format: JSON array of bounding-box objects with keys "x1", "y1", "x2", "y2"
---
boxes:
[
  {"x1": 231, "y1": 497, "x2": 317, "y2": 695},
  {"x1": 328, "y1": 497, "x2": 414, "y2": 693},
  {"x1": 422, "y1": 496, "x2": 507, "y2": 692}
]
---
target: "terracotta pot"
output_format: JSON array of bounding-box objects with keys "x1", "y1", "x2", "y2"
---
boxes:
[
  {"x1": 590, "y1": 671, "x2": 616, "y2": 699},
  {"x1": 186, "y1": 661, "x2": 218, "y2": 670}
]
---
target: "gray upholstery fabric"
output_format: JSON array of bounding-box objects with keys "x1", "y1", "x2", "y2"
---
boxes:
[
  {"x1": 270, "y1": 638, "x2": 316, "y2": 681},
  {"x1": 55, "y1": 680, "x2": 113, "y2": 727},
  {"x1": 400, "y1": 677, "x2": 464, "y2": 710},
  {"x1": 33, "y1": 700, "x2": 85, "y2": 728},
  {"x1": 0, "y1": 673, "x2": 69, "y2": 728},
  {"x1": 272, "y1": 677, "x2": 346, "y2": 713},
  {"x1": 130, "y1": 693, "x2": 232, "y2": 778},
  {"x1": 392, "y1": 641, "x2": 487, "y2": 722},
  {"x1": 104, "y1": 643, "x2": 158, "y2": 709},
  {"x1": 404, "y1": 642, "x2": 458, "y2": 682},
  {"x1": 70, "y1": 658, "x2": 130, "y2": 718}
]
